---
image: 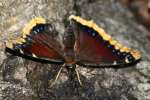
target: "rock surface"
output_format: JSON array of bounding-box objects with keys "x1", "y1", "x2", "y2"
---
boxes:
[{"x1": 0, "y1": 0, "x2": 150, "y2": 100}]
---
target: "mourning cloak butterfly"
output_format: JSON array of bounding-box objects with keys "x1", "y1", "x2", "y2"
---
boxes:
[
  {"x1": 6, "y1": 15, "x2": 141, "y2": 67},
  {"x1": 5, "y1": 15, "x2": 141, "y2": 85}
]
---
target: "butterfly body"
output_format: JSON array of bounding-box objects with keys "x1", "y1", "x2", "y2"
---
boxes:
[
  {"x1": 6, "y1": 15, "x2": 141, "y2": 67},
  {"x1": 63, "y1": 26, "x2": 76, "y2": 65}
]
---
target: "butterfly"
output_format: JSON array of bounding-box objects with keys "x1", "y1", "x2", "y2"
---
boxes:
[
  {"x1": 6, "y1": 15, "x2": 141, "y2": 66},
  {"x1": 5, "y1": 15, "x2": 141, "y2": 85}
]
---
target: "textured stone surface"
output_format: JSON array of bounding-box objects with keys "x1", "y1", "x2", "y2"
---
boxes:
[{"x1": 0, "y1": 0, "x2": 150, "y2": 100}]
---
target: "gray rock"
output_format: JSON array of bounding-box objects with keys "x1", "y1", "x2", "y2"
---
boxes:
[{"x1": 0, "y1": 0, "x2": 150, "y2": 100}]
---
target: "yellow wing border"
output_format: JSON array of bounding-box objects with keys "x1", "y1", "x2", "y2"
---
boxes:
[{"x1": 6, "y1": 17, "x2": 46, "y2": 49}]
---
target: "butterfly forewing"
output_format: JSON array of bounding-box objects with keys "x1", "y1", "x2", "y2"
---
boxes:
[
  {"x1": 6, "y1": 24, "x2": 65, "y2": 64},
  {"x1": 70, "y1": 15, "x2": 141, "y2": 66},
  {"x1": 73, "y1": 23, "x2": 121, "y2": 66}
]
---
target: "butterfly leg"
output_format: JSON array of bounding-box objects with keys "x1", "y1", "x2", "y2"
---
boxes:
[{"x1": 50, "y1": 64, "x2": 64, "y2": 87}]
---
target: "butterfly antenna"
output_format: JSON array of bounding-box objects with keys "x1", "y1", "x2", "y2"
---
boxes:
[
  {"x1": 75, "y1": 65, "x2": 82, "y2": 86},
  {"x1": 50, "y1": 64, "x2": 64, "y2": 87}
]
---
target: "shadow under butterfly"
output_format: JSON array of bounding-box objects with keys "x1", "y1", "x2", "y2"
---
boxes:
[{"x1": 5, "y1": 15, "x2": 141, "y2": 85}]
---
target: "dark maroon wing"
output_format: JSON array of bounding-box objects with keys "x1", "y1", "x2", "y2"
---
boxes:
[
  {"x1": 70, "y1": 16, "x2": 141, "y2": 67},
  {"x1": 6, "y1": 24, "x2": 65, "y2": 64}
]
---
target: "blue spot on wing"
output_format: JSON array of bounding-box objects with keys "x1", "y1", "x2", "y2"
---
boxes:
[
  {"x1": 92, "y1": 32, "x2": 96, "y2": 37},
  {"x1": 31, "y1": 24, "x2": 49, "y2": 34}
]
